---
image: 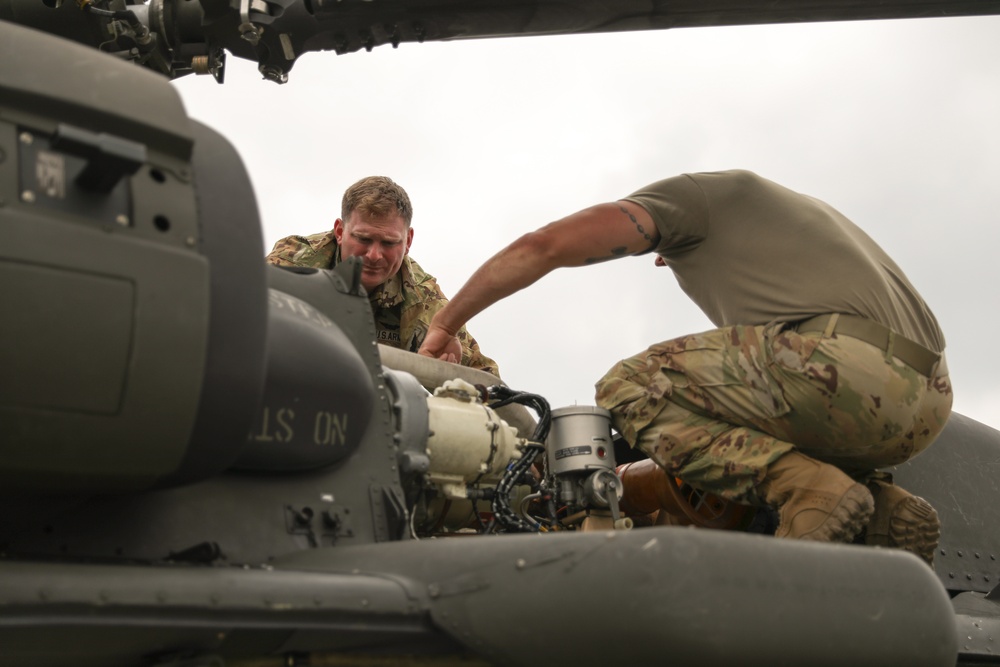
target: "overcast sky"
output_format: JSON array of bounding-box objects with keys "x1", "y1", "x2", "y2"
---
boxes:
[{"x1": 175, "y1": 14, "x2": 1000, "y2": 432}]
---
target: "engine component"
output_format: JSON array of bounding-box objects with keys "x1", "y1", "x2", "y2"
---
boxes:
[
  {"x1": 425, "y1": 379, "x2": 525, "y2": 499},
  {"x1": 546, "y1": 406, "x2": 616, "y2": 477},
  {"x1": 617, "y1": 458, "x2": 752, "y2": 530},
  {"x1": 545, "y1": 406, "x2": 629, "y2": 529}
]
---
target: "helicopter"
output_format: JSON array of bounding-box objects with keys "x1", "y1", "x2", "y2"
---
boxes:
[{"x1": 2, "y1": 1, "x2": 1000, "y2": 665}]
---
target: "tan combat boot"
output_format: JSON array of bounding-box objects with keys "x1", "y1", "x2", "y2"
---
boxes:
[
  {"x1": 865, "y1": 479, "x2": 940, "y2": 565},
  {"x1": 759, "y1": 451, "x2": 874, "y2": 542}
]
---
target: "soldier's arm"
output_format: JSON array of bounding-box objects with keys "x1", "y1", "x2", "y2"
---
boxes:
[{"x1": 419, "y1": 201, "x2": 658, "y2": 359}]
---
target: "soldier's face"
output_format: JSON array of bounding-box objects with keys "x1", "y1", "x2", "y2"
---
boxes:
[{"x1": 334, "y1": 211, "x2": 414, "y2": 292}]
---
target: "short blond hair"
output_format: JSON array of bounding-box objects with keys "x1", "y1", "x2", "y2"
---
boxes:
[{"x1": 341, "y1": 176, "x2": 413, "y2": 226}]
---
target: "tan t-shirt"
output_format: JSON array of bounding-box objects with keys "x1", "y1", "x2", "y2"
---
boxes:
[{"x1": 623, "y1": 170, "x2": 944, "y2": 352}]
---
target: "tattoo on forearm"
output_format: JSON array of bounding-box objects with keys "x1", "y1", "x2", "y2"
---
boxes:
[
  {"x1": 584, "y1": 247, "x2": 628, "y2": 265},
  {"x1": 583, "y1": 207, "x2": 655, "y2": 265}
]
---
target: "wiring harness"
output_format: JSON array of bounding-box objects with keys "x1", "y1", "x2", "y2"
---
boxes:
[{"x1": 486, "y1": 386, "x2": 552, "y2": 533}]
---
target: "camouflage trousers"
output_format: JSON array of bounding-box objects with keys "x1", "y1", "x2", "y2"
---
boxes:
[{"x1": 595, "y1": 322, "x2": 953, "y2": 505}]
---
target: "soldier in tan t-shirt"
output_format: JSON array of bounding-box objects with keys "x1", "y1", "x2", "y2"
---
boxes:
[{"x1": 419, "y1": 170, "x2": 951, "y2": 564}]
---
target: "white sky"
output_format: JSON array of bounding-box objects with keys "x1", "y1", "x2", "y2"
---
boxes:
[{"x1": 175, "y1": 15, "x2": 1000, "y2": 431}]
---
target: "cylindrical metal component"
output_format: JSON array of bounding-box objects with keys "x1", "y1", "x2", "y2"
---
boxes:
[
  {"x1": 235, "y1": 290, "x2": 375, "y2": 472},
  {"x1": 426, "y1": 379, "x2": 524, "y2": 499},
  {"x1": 546, "y1": 406, "x2": 615, "y2": 476},
  {"x1": 581, "y1": 468, "x2": 623, "y2": 508},
  {"x1": 617, "y1": 458, "x2": 752, "y2": 530},
  {"x1": 379, "y1": 344, "x2": 536, "y2": 439},
  {"x1": 191, "y1": 55, "x2": 211, "y2": 74},
  {"x1": 617, "y1": 458, "x2": 678, "y2": 515}
]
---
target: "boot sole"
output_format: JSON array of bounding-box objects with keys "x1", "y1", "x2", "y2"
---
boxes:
[
  {"x1": 886, "y1": 496, "x2": 940, "y2": 565},
  {"x1": 865, "y1": 482, "x2": 941, "y2": 565},
  {"x1": 799, "y1": 484, "x2": 875, "y2": 543}
]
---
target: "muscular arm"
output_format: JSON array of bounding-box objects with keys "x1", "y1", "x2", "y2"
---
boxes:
[{"x1": 418, "y1": 200, "x2": 658, "y2": 358}]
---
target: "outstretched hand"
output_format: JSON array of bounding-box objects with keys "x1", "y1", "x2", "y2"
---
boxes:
[{"x1": 418, "y1": 324, "x2": 463, "y2": 364}]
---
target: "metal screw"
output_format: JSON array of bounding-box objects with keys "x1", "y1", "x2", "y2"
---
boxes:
[
  {"x1": 19, "y1": 132, "x2": 33, "y2": 145},
  {"x1": 115, "y1": 214, "x2": 129, "y2": 227},
  {"x1": 21, "y1": 191, "x2": 35, "y2": 204}
]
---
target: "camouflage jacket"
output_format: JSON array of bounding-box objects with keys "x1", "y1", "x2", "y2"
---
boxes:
[{"x1": 266, "y1": 230, "x2": 500, "y2": 376}]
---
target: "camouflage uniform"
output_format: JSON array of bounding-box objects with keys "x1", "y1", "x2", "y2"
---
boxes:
[
  {"x1": 267, "y1": 231, "x2": 500, "y2": 376},
  {"x1": 596, "y1": 321, "x2": 952, "y2": 505}
]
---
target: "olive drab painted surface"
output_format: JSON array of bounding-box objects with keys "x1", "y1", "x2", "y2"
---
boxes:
[{"x1": 2, "y1": 1, "x2": 1000, "y2": 666}]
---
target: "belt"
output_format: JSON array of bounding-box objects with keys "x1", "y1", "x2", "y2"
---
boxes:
[{"x1": 795, "y1": 313, "x2": 943, "y2": 377}]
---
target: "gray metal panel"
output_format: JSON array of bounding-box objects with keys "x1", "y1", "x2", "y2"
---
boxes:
[
  {"x1": 890, "y1": 413, "x2": 1000, "y2": 594},
  {"x1": 0, "y1": 263, "x2": 133, "y2": 413},
  {"x1": 0, "y1": 205, "x2": 210, "y2": 492},
  {"x1": 277, "y1": 526, "x2": 958, "y2": 667},
  {"x1": 953, "y1": 588, "x2": 1000, "y2": 664},
  {"x1": 0, "y1": 560, "x2": 453, "y2": 666}
]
